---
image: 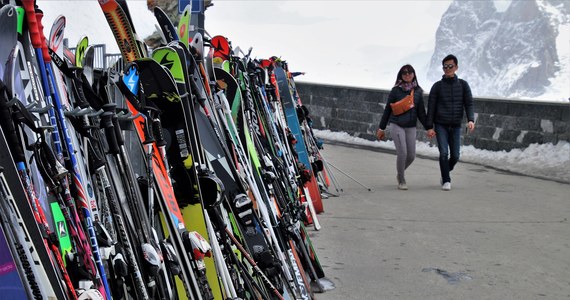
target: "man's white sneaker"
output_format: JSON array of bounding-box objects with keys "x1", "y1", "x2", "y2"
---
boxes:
[
  {"x1": 398, "y1": 183, "x2": 408, "y2": 190},
  {"x1": 441, "y1": 182, "x2": 451, "y2": 191}
]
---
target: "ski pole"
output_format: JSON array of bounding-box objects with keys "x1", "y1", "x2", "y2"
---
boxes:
[
  {"x1": 320, "y1": 153, "x2": 343, "y2": 193},
  {"x1": 21, "y1": 1, "x2": 112, "y2": 298},
  {"x1": 99, "y1": 111, "x2": 151, "y2": 299},
  {"x1": 327, "y1": 161, "x2": 373, "y2": 192},
  {"x1": 224, "y1": 227, "x2": 284, "y2": 300}
]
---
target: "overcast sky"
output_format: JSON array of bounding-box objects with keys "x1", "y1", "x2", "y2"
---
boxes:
[
  {"x1": 43, "y1": 0, "x2": 566, "y2": 100},
  {"x1": 42, "y1": 0, "x2": 454, "y2": 90},
  {"x1": 204, "y1": 1, "x2": 454, "y2": 90}
]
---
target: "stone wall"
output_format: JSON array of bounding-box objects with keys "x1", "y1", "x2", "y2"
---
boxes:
[{"x1": 295, "y1": 82, "x2": 570, "y2": 151}]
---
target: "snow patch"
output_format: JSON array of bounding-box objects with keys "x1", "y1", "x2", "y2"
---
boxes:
[
  {"x1": 315, "y1": 129, "x2": 570, "y2": 183},
  {"x1": 492, "y1": 128, "x2": 503, "y2": 140},
  {"x1": 540, "y1": 119, "x2": 554, "y2": 133}
]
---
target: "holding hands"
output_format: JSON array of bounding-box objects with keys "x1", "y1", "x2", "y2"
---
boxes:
[{"x1": 426, "y1": 121, "x2": 474, "y2": 139}]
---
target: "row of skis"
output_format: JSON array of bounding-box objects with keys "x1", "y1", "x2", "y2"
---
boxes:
[{"x1": 0, "y1": 0, "x2": 338, "y2": 299}]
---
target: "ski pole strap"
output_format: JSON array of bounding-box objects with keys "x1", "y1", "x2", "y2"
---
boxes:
[
  {"x1": 48, "y1": 47, "x2": 75, "y2": 78},
  {"x1": 116, "y1": 76, "x2": 144, "y2": 111},
  {"x1": 34, "y1": 9, "x2": 51, "y2": 63},
  {"x1": 116, "y1": 77, "x2": 157, "y2": 144},
  {"x1": 81, "y1": 73, "x2": 105, "y2": 110}
]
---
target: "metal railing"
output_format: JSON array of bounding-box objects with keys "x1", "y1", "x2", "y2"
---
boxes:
[{"x1": 67, "y1": 40, "x2": 121, "y2": 71}]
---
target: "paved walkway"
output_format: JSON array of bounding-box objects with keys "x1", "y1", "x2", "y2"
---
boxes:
[{"x1": 311, "y1": 142, "x2": 569, "y2": 300}]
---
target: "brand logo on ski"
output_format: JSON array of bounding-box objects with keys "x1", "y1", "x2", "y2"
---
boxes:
[
  {"x1": 57, "y1": 221, "x2": 68, "y2": 238},
  {"x1": 178, "y1": 24, "x2": 186, "y2": 41},
  {"x1": 76, "y1": 45, "x2": 86, "y2": 63},
  {"x1": 159, "y1": 53, "x2": 175, "y2": 71},
  {"x1": 50, "y1": 24, "x2": 65, "y2": 52},
  {"x1": 124, "y1": 70, "x2": 138, "y2": 94}
]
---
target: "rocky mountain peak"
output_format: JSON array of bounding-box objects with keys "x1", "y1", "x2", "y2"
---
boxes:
[{"x1": 428, "y1": 0, "x2": 567, "y2": 99}]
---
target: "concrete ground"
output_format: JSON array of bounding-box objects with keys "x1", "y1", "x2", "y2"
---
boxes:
[{"x1": 310, "y1": 142, "x2": 570, "y2": 300}]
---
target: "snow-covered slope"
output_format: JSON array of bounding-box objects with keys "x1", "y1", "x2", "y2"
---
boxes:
[{"x1": 428, "y1": 0, "x2": 569, "y2": 101}]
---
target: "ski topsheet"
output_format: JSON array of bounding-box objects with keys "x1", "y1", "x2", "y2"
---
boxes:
[
  {"x1": 274, "y1": 66, "x2": 324, "y2": 214},
  {"x1": 0, "y1": 213, "x2": 27, "y2": 299}
]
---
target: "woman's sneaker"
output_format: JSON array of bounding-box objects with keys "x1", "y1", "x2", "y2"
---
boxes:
[
  {"x1": 441, "y1": 182, "x2": 451, "y2": 191},
  {"x1": 397, "y1": 175, "x2": 408, "y2": 190}
]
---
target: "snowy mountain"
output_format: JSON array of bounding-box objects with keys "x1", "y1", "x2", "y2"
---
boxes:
[{"x1": 428, "y1": 0, "x2": 569, "y2": 101}]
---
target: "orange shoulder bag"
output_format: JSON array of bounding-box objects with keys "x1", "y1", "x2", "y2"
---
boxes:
[{"x1": 389, "y1": 89, "x2": 415, "y2": 116}]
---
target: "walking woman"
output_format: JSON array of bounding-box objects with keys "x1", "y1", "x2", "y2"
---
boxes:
[{"x1": 376, "y1": 64, "x2": 428, "y2": 190}]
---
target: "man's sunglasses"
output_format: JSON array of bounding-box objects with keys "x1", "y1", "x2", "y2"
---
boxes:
[{"x1": 443, "y1": 64, "x2": 455, "y2": 70}]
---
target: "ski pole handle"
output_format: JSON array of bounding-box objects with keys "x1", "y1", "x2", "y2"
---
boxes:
[
  {"x1": 20, "y1": 0, "x2": 42, "y2": 49},
  {"x1": 153, "y1": 118, "x2": 166, "y2": 147},
  {"x1": 142, "y1": 114, "x2": 156, "y2": 145},
  {"x1": 100, "y1": 112, "x2": 120, "y2": 155},
  {"x1": 102, "y1": 104, "x2": 124, "y2": 147},
  {"x1": 34, "y1": 9, "x2": 51, "y2": 63},
  {"x1": 111, "y1": 113, "x2": 124, "y2": 146}
]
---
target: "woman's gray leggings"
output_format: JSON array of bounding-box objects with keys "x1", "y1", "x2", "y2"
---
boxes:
[{"x1": 390, "y1": 123, "x2": 417, "y2": 183}]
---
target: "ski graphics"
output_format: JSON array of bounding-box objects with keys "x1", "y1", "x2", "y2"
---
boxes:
[
  {"x1": 210, "y1": 35, "x2": 231, "y2": 72},
  {"x1": 154, "y1": 6, "x2": 179, "y2": 43},
  {"x1": 99, "y1": 0, "x2": 140, "y2": 62},
  {"x1": 116, "y1": 0, "x2": 148, "y2": 58},
  {"x1": 0, "y1": 193, "x2": 27, "y2": 300},
  {"x1": 273, "y1": 66, "x2": 324, "y2": 214},
  {"x1": 0, "y1": 4, "x2": 17, "y2": 77},
  {"x1": 47, "y1": 15, "x2": 65, "y2": 58},
  {"x1": 178, "y1": 4, "x2": 192, "y2": 47},
  {"x1": 74, "y1": 36, "x2": 89, "y2": 67}
]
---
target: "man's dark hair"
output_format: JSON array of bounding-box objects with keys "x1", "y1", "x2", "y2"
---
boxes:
[{"x1": 442, "y1": 54, "x2": 458, "y2": 66}]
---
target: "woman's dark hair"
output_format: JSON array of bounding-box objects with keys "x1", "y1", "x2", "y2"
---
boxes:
[{"x1": 394, "y1": 64, "x2": 421, "y2": 89}]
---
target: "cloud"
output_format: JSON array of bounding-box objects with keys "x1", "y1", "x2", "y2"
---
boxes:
[{"x1": 208, "y1": 1, "x2": 331, "y2": 26}]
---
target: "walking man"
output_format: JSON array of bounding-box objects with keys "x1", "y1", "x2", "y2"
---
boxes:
[{"x1": 426, "y1": 54, "x2": 475, "y2": 191}]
